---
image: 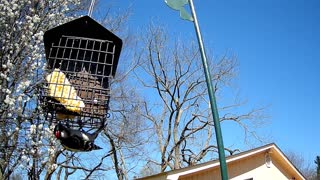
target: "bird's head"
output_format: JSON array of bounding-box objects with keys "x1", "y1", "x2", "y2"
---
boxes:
[{"x1": 54, "y1": 123, "x2": 68, "y2": 139}]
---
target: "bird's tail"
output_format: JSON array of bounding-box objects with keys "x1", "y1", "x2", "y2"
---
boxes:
[
  {"x1": 86, "y1": 141, "x2": 102, "y2": 151},
  {"x1": 91, "y1": 144, "x2": 102, "y2": 150}
]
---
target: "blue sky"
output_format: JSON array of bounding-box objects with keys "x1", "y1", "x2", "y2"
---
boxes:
[{"x1": 106, "y1": 0, "x2": 319, "y2": 166}]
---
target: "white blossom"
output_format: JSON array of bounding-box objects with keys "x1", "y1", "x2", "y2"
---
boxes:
[
  {"x1": 0, "y1": 0, "x2": 85, "y2": 176},
  {"x1": 21, "y1": 155, "x2": 29, "y2": 162},
  {"x1": 6, "y1": 131, "x2": 12, "y2": 136},
  {"x1": 29, "y1": 124, "x2": 36, "y2": 134},
  {"x1": 17, "y1": 96, "x2": 22, "y2": 102},
  {"x1": 30, "y1": 149, "x2": 35, "y2": 154},
  {"x1": 4, "y1": 95, "x2": 15, "y2": 105}
]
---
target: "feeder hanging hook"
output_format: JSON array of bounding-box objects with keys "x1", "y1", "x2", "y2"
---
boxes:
[{"x1": 88, "y1": 0, "x2": 96, "y2": 17}]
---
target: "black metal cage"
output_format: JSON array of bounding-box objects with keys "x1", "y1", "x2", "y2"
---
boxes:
[{"x1": 40, "y1": 16, "x2": 122, "y2": 128}]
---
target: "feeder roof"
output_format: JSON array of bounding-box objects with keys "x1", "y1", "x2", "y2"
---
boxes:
[{"x1": 43, "y1": 16, "x2": 122, "y2": 76}]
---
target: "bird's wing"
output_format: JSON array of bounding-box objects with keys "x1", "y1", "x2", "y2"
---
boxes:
[
  {"x1": 60, "y1": 136, "x2": 102, "y2": 151},
  {"x1": 78, "y1": 130, "x2": 100, "y2": 142},
  {"x1": 60, "y1": 136, "x2": 82, "y2": 152},
  {"x1": 66, "y1": 128, "x2": 90, "y2": 141},
  {"x1": 68, "y1": 129, "x2": 98, "y2": 142}
]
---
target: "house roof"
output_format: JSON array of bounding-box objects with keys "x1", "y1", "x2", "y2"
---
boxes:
[{"x1": 137, "y1": 143, "x2": 305, "y2": 180}]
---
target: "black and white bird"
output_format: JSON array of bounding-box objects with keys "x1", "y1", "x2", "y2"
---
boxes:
[{"x1": 54, "y1": 123, "x2": 103, "y2": 152}]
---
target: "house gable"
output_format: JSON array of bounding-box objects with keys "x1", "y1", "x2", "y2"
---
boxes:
[{"x1": 137, "y1": 143, "x2": 305, "y2": 180}]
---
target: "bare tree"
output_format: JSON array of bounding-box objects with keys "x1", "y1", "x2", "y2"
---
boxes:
[
  {"x1": 0, "y1": 0, "x2": 267, "y2": 179},
  {"x1": 96, "y1": 55, "x2": 148, "y2": 180},
  {"x1": 316, "y1": 156, "x2": 320, "y2": 180},
  {"x1": 286, "y1": 151, "x2": 316, "y2": 179},
  {"x1": 139, "y1": 161, "x2": 160, "y2": 178},
  {"x1": 133, "y1": 24, "x2": 266, "y2": 173}
]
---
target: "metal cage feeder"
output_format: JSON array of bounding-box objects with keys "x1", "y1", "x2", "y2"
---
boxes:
[{"x1": 40, "y1": 16, "x2": 122, "y2": 128}]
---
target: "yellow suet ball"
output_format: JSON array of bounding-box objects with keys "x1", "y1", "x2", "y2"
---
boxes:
[{"x1": 46, "y1": 69, "x2": 85, "y2": 114}]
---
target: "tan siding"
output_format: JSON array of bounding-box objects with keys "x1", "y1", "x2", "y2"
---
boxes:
[
  {"x1": 271, "y1": 154, "x2": 302, "y2": 180},
  {"x1": 138, "y1": 144, "x2": 305, "y2": 180},
  {"x1": 180, "y1": 153, "x2": 264, "y2": 180},
  {"x1": 180, "y1": 152, "x2": 300, "y2": 180}
]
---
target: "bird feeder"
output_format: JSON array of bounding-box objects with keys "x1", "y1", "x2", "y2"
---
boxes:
[{"x1": 41, "y1": 16, "x2": 122, "y2": 128}]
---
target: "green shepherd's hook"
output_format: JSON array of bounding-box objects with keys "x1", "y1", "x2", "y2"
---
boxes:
[{"x1": 164, "y1": 0, "x2": 229, "y2": 179}]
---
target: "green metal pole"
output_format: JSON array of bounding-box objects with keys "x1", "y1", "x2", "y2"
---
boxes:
[{"x1": 188, "y1": 0, "x2": 228, "y2": 179}]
